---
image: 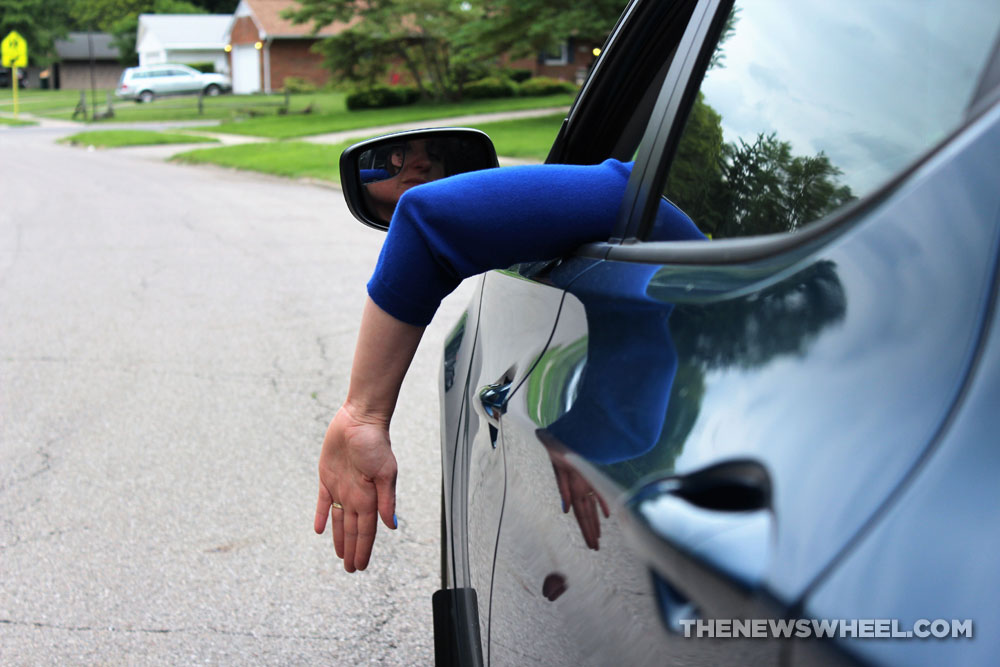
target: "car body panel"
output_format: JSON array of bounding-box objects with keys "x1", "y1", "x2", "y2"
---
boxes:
[{"x1": 436, "y1": 0, "x2": 1000, "y2": 663}]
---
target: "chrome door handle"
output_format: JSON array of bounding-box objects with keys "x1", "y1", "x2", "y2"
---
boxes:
[{"x1": 478, "y1": 381, "x2": 512, "y2": 424}]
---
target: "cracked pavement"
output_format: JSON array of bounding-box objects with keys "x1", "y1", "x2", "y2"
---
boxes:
[{"x1": 0, "y1": 123, "x2": 475, "y2": 664}]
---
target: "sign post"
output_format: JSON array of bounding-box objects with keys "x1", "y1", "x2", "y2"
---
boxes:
[{"x1": 2, "y1": 31, "x2": 29, "y2": 118}]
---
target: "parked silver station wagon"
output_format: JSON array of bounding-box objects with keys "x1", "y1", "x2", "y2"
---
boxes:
[{"x1": 115, "y1": 64, "x2": 231, "y2": 103}]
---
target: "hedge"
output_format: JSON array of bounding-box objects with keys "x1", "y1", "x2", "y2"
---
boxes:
[
  {"x1": 186, "y1": 62, "x2": 216, "y2": 74},
  {"x1": 346, "y1": 86, "x2": 420, "y2": 110},
  {"x1": 462, "y1": 76, "x2": 519, "y2": 99},
  {"x1": 519, "y1": 76, "x2": 579, "y2": 97}
]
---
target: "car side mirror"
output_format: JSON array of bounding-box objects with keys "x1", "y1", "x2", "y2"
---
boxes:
[{"x1": 339, "y1": 128, "x2": 499, "y2": 231}]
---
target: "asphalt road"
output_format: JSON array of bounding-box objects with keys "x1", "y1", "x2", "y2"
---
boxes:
[{"x1": 0, "y1": 124, "x2": 474, "y2": 664}]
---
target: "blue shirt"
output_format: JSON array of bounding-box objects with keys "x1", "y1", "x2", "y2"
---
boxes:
[{"x1": 367, "y1": 159, "x2": 704, "y2": 326}]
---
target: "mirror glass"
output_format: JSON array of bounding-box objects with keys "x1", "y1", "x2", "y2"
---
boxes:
[{"x1": 344, "y1": 130, "x2": 498, "y2": 228}]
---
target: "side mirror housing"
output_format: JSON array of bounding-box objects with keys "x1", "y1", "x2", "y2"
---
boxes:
[{"x1": 339, "y1": 128, "x2": 499, "y2": 231}]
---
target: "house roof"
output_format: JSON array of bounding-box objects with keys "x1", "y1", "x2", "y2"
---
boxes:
[
  {"x1": 138, "y1": 14, "x2": 233, "y2": 49},
  {"x1": 54, "y1": 32, "x2": 121, "y2": 61},
  {"x1": 238, "y1": 0, "x2": 351, "y2": 39}
]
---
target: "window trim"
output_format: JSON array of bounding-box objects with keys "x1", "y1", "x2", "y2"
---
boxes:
[
  {"x1": 612, "y1": 0, "x2": 728, "y2": 242},
  {"x1": 604, "y1": 4, "x2": 1000, "y2": 266},
  {"x1": 542, "y1": 41, "x2": 570, "y2": 66},
  {"x1": 572, "y1": 93, "x2": 1000, "y2": 270}
]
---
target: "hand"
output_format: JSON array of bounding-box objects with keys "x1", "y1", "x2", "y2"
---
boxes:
[
  {"x1": 314, "y1": 403, "x2": 398, "y2": 572},
  {"x1": 550, "y1": 449, "x2": 610, "y2": 551}
]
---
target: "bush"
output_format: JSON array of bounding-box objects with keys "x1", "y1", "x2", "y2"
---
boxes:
[
  {"x1": 519, "y1": 76, "x2": 578, "y2": 97},
  {"x1": 507, "y1": 68, "x2": 533, "y2": 83},
  {"x1": 282, "y1": 76, "x2": 318, "y2": 94},
  {"x1": 345, "y1": 85, "x2": 420, "y2": 110},
  {"x1": 186, "y1": 62, "x2": 215, "y2": 74},
  {"x1": 462, "y1": 76, "x2": 519, "y2": 99}
]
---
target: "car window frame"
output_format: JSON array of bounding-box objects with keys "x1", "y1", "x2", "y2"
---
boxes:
[{"x1": 589, "y1": 0, "x2": 1000, "y2": 268}]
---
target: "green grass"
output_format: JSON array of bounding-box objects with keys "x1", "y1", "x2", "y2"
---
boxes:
[
  {"x1": 0, "y1": 89, "x2": 575, "y2": 136},
  {"x1": 467, "y1": 113, "x2": 565, "y2": 161},
  {"x1": 0, "y1": 116, "x2": 36, "y2": 126},
  {"x1": 170, "y1": 140, "x2": 357, "y2": 183},
  {"x1": 201, "y1": 94, "x2": 575, "y2": 139},
  {"x1": 166, "y1": 111, "x2": 564, "y2": 181},
  {"x1": 0, "y1": 89, "x2": 329, "y2": 122},
  {"x1": 60, "y1": 129, "x2": 220, "y2": 148}
]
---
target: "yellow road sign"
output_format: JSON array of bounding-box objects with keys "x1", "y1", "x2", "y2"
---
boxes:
[{"x1": 2, "y1": 30, "x2": 28, "y2": 68}]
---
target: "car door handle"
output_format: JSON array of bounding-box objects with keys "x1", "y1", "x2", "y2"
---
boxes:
[
  {"x1": 626, "y1": 460, "x2": 773, "y2": 626},
  {"x1": 477, "y1": 380, "x2": 512, "y2": 424}
]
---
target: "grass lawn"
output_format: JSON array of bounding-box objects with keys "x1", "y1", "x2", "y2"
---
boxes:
[
  {"x1": 59, "y1": 129, "x2": 220, "y2": 148},
  {"x1": 0, "y1": 89, "x2": 576, "y2": 137},
  {"x1": 0, "y1": 116, "x2": 37, "y2": 126},
  {"x1": 198, "y1": 94, "x2": 575, "y2": 139},
  {"x1": 468, "y1": 113, "x2": 564, "y2": 160},
  {"x1": 170, "y1": 140, "x2": 356, "y2": 183},
  {"x1": 0, "y1": 89, "x2": 334, "y2": 122},
  {"x1": 0, "y1": 89, "x2": 85, "y2": 116},
  {"x1": 167, "y1": 112, "x2": 565, "y2": 183}
]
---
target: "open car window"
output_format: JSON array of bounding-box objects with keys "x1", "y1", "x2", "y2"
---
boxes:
[{"x1": 652, "y1": 0, "x2": 1000, "y2": 241}]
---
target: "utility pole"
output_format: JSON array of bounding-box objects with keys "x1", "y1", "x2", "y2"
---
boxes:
[{"x1": 88, "y1": 30, "x2": 97, "y2": 120}]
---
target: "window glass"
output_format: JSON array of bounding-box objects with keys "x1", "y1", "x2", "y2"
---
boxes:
[{"x1": 660, "y1": 0, "x2": 1000, "y2": 240}]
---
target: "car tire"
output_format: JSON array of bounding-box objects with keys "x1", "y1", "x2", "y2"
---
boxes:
[
  {"x1": 204, "y1": 84, "x2": 221, "y2": 97},
  {"x1": 138, "y1": 90, "x2": 154, "y2": 103}
]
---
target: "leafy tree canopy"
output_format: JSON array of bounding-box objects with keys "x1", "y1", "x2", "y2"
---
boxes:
[
  {"x1": 284, "y1": 0, "x2": 628, "y2": 100},
  {"x1": 0, "y1": 0, "x2": 74, "y2": 63}
]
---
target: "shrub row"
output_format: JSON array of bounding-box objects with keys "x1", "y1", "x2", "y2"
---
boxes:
[
  {"x1": 463, "y1": 75, "x2": 579, "y2": 99},
  {"x1": 346, "y1": 85, "x2": 421, "y2": 110},
  {"x1": 344, "y1": 76, "x2": 578, "y2": 110}
]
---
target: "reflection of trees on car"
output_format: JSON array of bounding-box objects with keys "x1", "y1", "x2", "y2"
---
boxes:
[
  {"x1": 601, "y1": 261, "x2": 847, "y2": 487},
  {"x1": 665, "y1": 95, "x2": 855, "y2": 239}
]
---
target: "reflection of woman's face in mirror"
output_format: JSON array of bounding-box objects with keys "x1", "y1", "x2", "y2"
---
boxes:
[{"x1": 363, "y1": 139, "x2": 446, "y2": 222}]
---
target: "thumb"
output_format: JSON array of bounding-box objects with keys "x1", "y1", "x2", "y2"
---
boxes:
[
  {"x1": 315, "y1": 482, "x2": 332, "y2": 534},
  {"x1": 375, "y1": 465, "x2": 398, "y2": 530}
]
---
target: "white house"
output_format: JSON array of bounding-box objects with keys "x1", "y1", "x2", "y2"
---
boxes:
[{"x1": 136, "y1": 14, "x2": 233, "y2": 74}]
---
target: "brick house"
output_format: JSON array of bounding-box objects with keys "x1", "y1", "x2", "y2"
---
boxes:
[
  {"x1": 225, "y1": 0, "x2": 350, "y2": 94},
  {"x1": 508, "y1": 38, "x2": 601, "y2": 85}
]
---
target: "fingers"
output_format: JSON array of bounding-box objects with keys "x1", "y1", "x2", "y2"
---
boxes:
[
  {"x1": 597, "y1": 492, "x2": 610, "y2": 519},
  {"x1": 332, "y1": 503, "x2": 345, "y2": 560},
  {"x1": 353, "y1": 509, "x2": 378, "y2": 571},
  {"x1": 552, "y1": 466, "x2": 572, "y2": 513},
  {"x1": 342, "y1": 510, "x2": 358, "y2": 573},
  {"x1": 314, "y1": 483, "x2": 332, "y2": 535},
  {"x1": 338, "y1": 506, "x2": 378, "y2": 572}
]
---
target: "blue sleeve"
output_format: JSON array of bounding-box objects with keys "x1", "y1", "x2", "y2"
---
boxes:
[
  {"x1": 367, "y1": 159, "x2": 704, "y2": 326},
  {"x1": 360, "y1": 168, "x2": 391, "y2": 183}
]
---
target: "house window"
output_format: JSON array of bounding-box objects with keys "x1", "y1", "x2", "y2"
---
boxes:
[{"x1": 542, "y1": 41, "x2": 570, "y2": 66}]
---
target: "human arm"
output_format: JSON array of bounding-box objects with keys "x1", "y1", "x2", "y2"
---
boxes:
[
  {"x1": 318, "y1": 159, "x2": 703, "y2": 571},
  {"x1": 314, "y1": 297, "x2": 424, "y2": 572}
]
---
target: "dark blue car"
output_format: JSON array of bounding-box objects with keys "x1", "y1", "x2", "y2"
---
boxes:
[{"x1": 343, "y1": 0, "x2": 1000, "y2": 664}]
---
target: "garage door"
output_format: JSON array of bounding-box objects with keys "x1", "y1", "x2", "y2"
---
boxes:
[{"x1": 232, "y1": 45, "x2": 260, "y2": 94}]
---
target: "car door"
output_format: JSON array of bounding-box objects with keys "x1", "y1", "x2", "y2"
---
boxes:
[
  {"x1": 442, "y1": 1, "x2": 704, "y2": 662},
  {"x1": 166, "y1": 67, "x2": 198, "y2": 94},
  {"x1": 484, "y1": 0, "x2": 1000, "y2": 665}
]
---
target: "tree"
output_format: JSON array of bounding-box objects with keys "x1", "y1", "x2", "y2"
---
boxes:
[
  {"x1": 666, "y1": 97, "x2": 855, "y2": 240},
  {"x1": 454, "y1": 0, "x2": 628, "y2": 63},
  {"x1": 285, "y1": 0, "x2": 629, "y2": 100},
  {"x1": 285, "y1": 0, "x2": 483, "y2": 101},
  {"x1": 0, "y1": 0, "x2": 75, "y2": 64}
]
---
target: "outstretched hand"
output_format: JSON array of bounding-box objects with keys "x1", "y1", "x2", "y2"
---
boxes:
[{"x1": 315, "y1": 404, "x2": 398, "y2": 572}]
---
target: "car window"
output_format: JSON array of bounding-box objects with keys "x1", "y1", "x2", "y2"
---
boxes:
[{"x1": 655, "y1": 0, "x2": 1000, "y2": 240}]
